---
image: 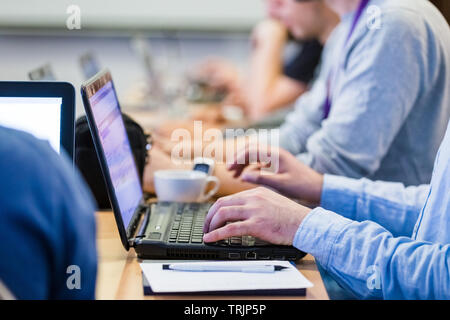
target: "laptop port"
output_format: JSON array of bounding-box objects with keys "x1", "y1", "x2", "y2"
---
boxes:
[
  {"x1": 245, "y1": 252, "x2": 257, "y2": 260},
  {"x1": 228, "y1": 252, "x2": 241, "y2": 259},
  {"x1": 258, "y1": 255, "x2": 270, "y2": 260}
]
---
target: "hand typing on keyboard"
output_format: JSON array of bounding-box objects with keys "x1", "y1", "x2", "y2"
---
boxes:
[
  {"x1": 203, "y1": 187, "x2": 312, "y2": 246},
  {"x1": 168, "y1": 203, "x2": 270, "y2": 246}
]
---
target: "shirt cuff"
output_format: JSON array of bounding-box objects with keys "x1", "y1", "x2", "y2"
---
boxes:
[
  {"x1": 320, "y1": 174, "x2": 360, "y2": 220},
  {"x1": 293, "y1": 207, "x2": 353, "y2": 268}
]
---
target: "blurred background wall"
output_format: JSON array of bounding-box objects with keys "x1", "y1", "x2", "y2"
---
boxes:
[
  {"x1": 0, "y1": 0, "x2": 265, "y2": 116},
  {"x1": 0, "y1": 0, "x2": 265, "y2": 31},
  {"x1": 1, "y1": 0, "x2": 448, "y2": 117}
]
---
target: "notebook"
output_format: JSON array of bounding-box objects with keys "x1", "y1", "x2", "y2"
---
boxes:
[{"x1": 140, "y1": 260, "x2": 313, "y2": 296}]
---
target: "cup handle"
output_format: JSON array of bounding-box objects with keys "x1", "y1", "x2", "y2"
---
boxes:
[{"x1": 199, "y1": 176, "x2": 220, "y2": 202}]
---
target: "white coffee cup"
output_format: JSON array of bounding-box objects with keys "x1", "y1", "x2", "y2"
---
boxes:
[{"x1": 154, "y1": 170, "x2": 220, "y2": 203}]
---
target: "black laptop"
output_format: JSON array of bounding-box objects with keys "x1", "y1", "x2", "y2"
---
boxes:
[
  {"x1": 0, "y1": 81, "x2": 75, "y2": 160},
  {"x1": 81, "y1": 69, "x2": 305, "y2": 261}
]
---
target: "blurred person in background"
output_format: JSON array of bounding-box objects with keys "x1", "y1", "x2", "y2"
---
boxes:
[
  {"x1": 190, "y1": 0, "x2": 336, "y2": 122},
  {"x1": 146, "y1": 0, "x2": 450, "y2": 197},
  {"x1": 147, "y1": 0, "x2": 341, "y2": 195},
  {"x1": 199, "y1": 0, "x2": 450, "y2": 300},
  {"x1": 201, "y1": 117, "x2": 450, "y2": 299}
]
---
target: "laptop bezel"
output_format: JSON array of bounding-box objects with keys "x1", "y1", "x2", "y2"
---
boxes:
[
  {"x1": 81, "y1": 69, "x2": 146, "y2": 251},
  {"x1": 0, "y1": 81, "x2": 75, "y2": 160}
]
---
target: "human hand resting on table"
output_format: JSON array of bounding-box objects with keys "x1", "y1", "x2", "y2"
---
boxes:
[
  {"x1": 227, "y1": 145, "x2": 324, "y2": 204},
  {"x1": 203, "y1": 187, "x2": 311, "y2": 245}
]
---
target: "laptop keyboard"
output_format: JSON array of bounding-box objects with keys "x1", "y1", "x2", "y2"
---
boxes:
[
  {"x1": 167, "y1": 203, "x2": 268, "y2": 246},
  {"x1": 168, "y1": 204, "x2": 205, "y2": 244}
]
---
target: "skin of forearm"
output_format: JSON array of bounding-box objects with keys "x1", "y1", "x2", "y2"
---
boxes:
[
  {"x1": 262, "y1": 77, "x2": 307, "y2": 113},
  {"x1": 248, "y1": 37, "x2": 284, "y2": 104}
]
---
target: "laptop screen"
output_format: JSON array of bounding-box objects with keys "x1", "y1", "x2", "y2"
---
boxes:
[
  {"x1": 0, "y1": 97, "x2": 62, "y2": 153},
  {"x1": 88, "y1": 80, "x2": 143, "y2": 229}
]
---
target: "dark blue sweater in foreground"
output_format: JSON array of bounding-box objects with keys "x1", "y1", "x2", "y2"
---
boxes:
[{"x1": 0, "y1": 126, "x2": 97, "y2": 299}]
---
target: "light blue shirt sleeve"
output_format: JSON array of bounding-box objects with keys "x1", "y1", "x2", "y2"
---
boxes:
[
  {"x1": 278, "y1": 20, "x2": 340, "y2": 156},
  {"x1": 278, "y1": 73, "x2": 326, "y2": 156},
  {"x1": 293, "y1": 173, "x2": 449, "y2": 299},
  {"x1": 294, "y1": 208, "x2": 450, "y2": 299},
  {"x1": 319, "y1": 175, "x2": 428, "y2": 237}
]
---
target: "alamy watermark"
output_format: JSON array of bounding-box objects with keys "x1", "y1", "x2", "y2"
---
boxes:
[
  {"x1": 366, "y1": 265, "x2": 381, "y2": 290},
  {"x1": 366, "y1": 5, "x2": 382, "y2": 30},
  {"x1": 66, "y1": 265, "x2": 81, "y2": 290},
  {"x1": 170, "y1": 121, "x2": 280, "y2": 174},
  {"x1": 66, "y1": 5, "x2": 81, "y2": 30}
]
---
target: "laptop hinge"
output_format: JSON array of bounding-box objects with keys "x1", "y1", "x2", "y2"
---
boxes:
[{"x1": 128, "y1": 205, "x2": 151, "y2": 247}]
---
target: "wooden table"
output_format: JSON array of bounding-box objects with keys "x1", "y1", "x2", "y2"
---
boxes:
[{"x1": 95, "y1": 211, "x2": 329, "y2": 300}]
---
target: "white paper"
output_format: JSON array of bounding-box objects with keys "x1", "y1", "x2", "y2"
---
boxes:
[{"x1": 140, "y1": 260, "x2": 313, "y2": 293}]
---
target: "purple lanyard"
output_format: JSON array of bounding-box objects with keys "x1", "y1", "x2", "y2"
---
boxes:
[{"x1": 323, "y1": 0, "x2": 370, "y2": 119}]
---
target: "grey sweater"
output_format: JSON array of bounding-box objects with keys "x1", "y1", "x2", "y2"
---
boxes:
[{"x1": 279, "y1": 0, "x2": 450, "y2": 186}]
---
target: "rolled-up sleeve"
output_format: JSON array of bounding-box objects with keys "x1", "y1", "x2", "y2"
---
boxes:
[
  {"x1": 293, "y1": 171, "x2": 450, "y2": 299},
  {"x1": 294, "y1": 208, "x2": 450, "y2": 299},
  {"x1": 320, "y1": 174, "x2": 428, "y2": 237},
  {"x1": 293, "y1": 208, "x2": 353, "y2": 266}
]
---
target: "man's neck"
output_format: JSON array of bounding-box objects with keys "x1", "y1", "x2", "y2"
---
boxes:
[
  {"x1": 318, "y1": 12, "x2": 340, "y2": 45},
  {"x1": 327, "y1": 0, "x2": 361, "y2": 17}
]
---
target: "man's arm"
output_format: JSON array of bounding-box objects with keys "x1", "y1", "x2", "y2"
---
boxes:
[
  {"x1": 228, "y1": 145, "x2": 428, "y2": 236},
  {"x1": 295, "y1": 208, "x2": 450, "y2": 299},
  {"x1": 202, "y1": 186, "x2": 450, "y2": 300},
  {"x1": 277, "y1": 82, "x2": 325, "y2": 156},
  {"x1": 242, "y1": 19, "x2": 307, "y2": 120},
  {"x1": 294, "y1": 14, "x2": 424, "y2": 178},
  {"x1": 320, "y1": 175, "x2": 429, "y2": 237}
]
